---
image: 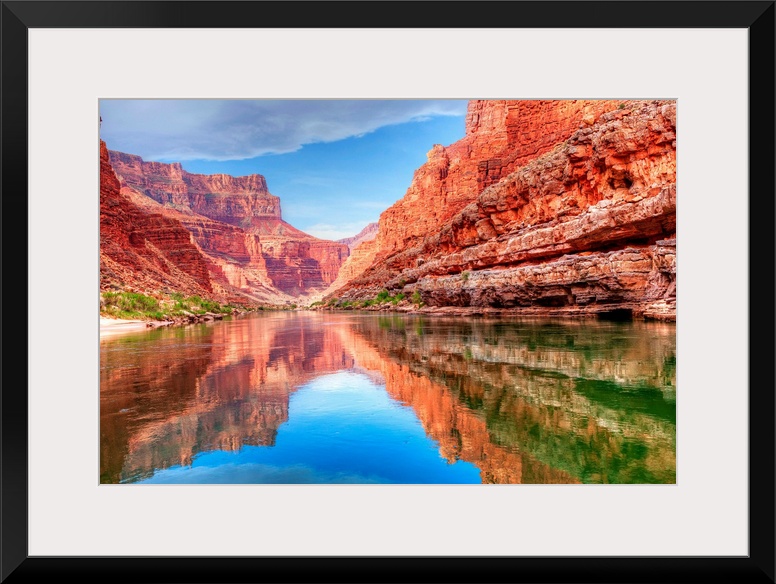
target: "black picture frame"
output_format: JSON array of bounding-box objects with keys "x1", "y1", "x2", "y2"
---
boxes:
[{"x1": 2, "y1": 1, "x2": 774, "y2": 582}]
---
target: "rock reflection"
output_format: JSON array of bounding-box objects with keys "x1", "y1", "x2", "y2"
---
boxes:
[
  {"x1": 100, "y1": 313, "x2": 676, "y2": 483},
  {"x1": 100, "y1": 314, "x2": 353, "y2": 483}
]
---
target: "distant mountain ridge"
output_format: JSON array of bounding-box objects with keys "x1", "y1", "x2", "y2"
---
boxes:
[{"x1": 338, "y1": 222, "x2": 379, "y2": 251}]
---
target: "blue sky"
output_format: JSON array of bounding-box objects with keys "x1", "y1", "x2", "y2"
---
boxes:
[{"x1": 99, "y1": 100, "x2": 468, "y2": 240}]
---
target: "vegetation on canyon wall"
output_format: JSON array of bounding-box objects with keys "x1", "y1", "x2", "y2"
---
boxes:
[
  {"x1": 101, "y1": 291, "x2": 237, "y2": 321},
  {"x1": 100, "y1": 290, "x2": 299, "y2": 323},
  {"x1": 313, "y1": 289, "x2": 413, "y2": 311}
]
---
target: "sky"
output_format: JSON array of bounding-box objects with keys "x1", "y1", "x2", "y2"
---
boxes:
[{"x1": 99, "y1": 100, "x2": 468, "y2": 240}]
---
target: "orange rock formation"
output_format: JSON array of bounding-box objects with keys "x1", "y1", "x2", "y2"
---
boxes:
[
  {"x1": 99, "y1": 140, "x2": 214, "y2": 296},
  {"x1": 106, "y1": 150, "x2": 348, "y2": 300},
  {"x1": 331, "y1": 100, "x2": 676, "y2": 321}
]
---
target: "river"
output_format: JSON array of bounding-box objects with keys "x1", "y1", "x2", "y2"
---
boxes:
[{"x1": 100, "y1": 311, "x2": 676, "y2": 484}]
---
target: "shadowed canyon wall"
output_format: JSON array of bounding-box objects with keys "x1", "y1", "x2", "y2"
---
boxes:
[{"x1": 100, "y1": 140, "x2": 214, "y2": 296}]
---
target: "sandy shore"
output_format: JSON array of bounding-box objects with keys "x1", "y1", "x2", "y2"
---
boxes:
[{"x1": 100, "y1": 316, "x2": 148, "y2": 338}]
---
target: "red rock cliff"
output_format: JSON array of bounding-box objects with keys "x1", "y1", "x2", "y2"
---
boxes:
[
  {"x1": 108, "y1": 150, "x2": 349, "y2": 298},
  {"x1": 376, "y1": 100, "x2": 624, "y2": 256},
  {"x1": 333, "y1": 100, "x2": 676, "y2": 321},
  {"x1": 107, "y1": 150, "x2": 279, "y2": 228},
  {"x1": 100, "y1": 140, "x2": 214, "y2": 296}
]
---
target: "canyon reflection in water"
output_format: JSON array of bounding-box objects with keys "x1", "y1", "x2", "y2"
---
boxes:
[{"x1": 100, "y1": 312, "x2": 676, "y2": 484}]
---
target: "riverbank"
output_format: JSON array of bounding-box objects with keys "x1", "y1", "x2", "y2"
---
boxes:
[
  {"x1": 99, "y1": 290, "x2": 264, "y2": 338},
  {"x1": 99, "y1": 316, "x2": 149, "y2": 338},
  {"x1": 100, "y1": 309, "x2": 242, "y2": 338},
  {"x1": 308, "y1": 300, "x2": 676, "y2": 322}
]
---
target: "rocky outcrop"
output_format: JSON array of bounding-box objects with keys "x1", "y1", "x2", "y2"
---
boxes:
[
  {"x1": 108, "y1": 150, "x2": 348, "y2": 299},
  {"x1": 120, "y1": 186, "x2": 289, "y2": 304},
  {"x1": 107, "y1": 151, "x2": 279, "y2": 227},
  {"x1": 375, "y1": 100, "x2": 625, "y2": 256},
  {"x1": 260, "y1": 238, "x2": 348, "y2": 296},
  {"x1": 332, "y1": 100, "x2": 676, "y2": 320},
  {"x1": 309, "y1": 222, "x2": 382, "y2": 302},
  {"x1": 100, "y1": 140, "x2": 214, "y2": 296}
]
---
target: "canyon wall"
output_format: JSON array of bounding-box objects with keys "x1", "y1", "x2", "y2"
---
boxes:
[
  {"x1": 119, "y1": 185, "x2": 284, "y2": 303},
  {"x1": 323, "y1": 238, "x2": 380, "y2": 300},
  {"x1": 107, "y1": 150, "x2": 280, "y2": 227},
  {"x1": 107, "y1": 149, "x2": 348, "y2": 300},
  {"x1": 100, "y1": 140, "x2": 214, "y2": 297},
  {"x1": 375, "y1": 100, "x2": 624, "y2": 256},
  {"x1": 332, "y1": 100, "x2": 676, "y2": 320}
]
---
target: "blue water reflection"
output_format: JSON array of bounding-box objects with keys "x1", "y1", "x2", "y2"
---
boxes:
[{"x1": 139, "y1": 371, "x2": 481, "y2": 484}]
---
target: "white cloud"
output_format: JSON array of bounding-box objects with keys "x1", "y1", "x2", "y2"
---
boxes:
[{"x1": 99, "y1": 99, "x2": 468, "y2": 162}]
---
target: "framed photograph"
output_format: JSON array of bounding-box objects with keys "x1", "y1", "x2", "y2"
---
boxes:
[{"x1": 4, "y1": 1, "x2": 773, "y2": 582}]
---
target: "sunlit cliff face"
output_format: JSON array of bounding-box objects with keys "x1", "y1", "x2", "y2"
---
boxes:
[
  {"x1": 101, "y1": 314, "x2": 675, "y2": 484},
  {"x1": 332, "y1": 100, "x2": 676, "y2": 321},
  {"x1": 104, "y1": 149, "x2": 349, "y2": 302}
]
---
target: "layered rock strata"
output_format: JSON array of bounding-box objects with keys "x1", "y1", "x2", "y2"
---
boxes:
[
  {"x1": 119, "y1": 187, "x2": 284, "y2": 303},
  {"x1": 108, "y1": 150, "x2": 348, "y2": 299},
  {"x1": 100, "y1": 140, "x2": 214, "y2": 297},
  {"x1": 332, "y1": 100, "x2": 676, "y2": 320},
  {"x1": 321, "y1": 237, "x2": 380, "y2": 300},
  {"x1": 376, "y1": 100, "x2": 625, "y2": 256}
]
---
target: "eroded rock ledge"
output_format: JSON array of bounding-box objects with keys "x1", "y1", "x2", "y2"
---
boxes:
[{"x1": 330, "y1": 100, "x2": 676, "y2": 321}]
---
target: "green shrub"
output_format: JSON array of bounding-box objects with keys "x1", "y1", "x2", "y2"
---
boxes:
[
  {"x1": 101, "y1": 291, "x2": 160, "y2": 319},
  {"x1": 376, "y1": 290, "x2": 391, "y2": 303},
  {"x1": 411, "y1": 290, "x2": 422, "y2": 305},
  {"x1": 101, "y1": 290, "x2": 235, "y2": 320},
  {"x1": 461, "y1": 271, "x2": 470, "y2": 282}
]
